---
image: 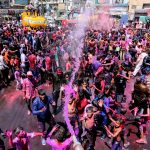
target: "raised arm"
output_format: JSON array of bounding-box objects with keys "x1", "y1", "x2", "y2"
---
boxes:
[
  {"x1": 104, "y1": 126, "x2": 122, "y2": 138},
  {"x1": 6, "y1": 131, "x2": 14, "y2": 149}
]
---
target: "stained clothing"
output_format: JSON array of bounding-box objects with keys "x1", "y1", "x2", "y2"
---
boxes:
[
  {"x1": 133, "y1": 52, "x2": 148, "y2": 76},
  {"x1": 114, "y1": 75, "x2": 127, "y2": 94},
  {"x1": 0, "y1": 55, "x2": 8, "y2": 70},
  {"x1": 52, "y1": 73, "x2": 64, "y2": 113},
  {"x1": 12, "y1": 133, "x2": 35, "y2": 150},
  {"x1": 52, "y1": 74, "x2": 63, "y2": 92},
  {"x1": 0, "y1": 132, "x2": 6, "y2": 150},
  {"x1": 46, "y1": 137, "x2": 72, "y2": 150},
  {"x1": 32, "y1": 96, "x2": 55, "y2": 138},
  {"x1": 32, "y1": 96, "x2": 54, "y2": 121},
  {"x1": 22, "y1": 78, "x2": 37, "y2": 99}
]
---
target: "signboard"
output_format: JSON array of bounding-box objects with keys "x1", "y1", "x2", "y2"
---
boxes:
[
  {"x1": 58, "y1": 3, "x2": 65, "y2": 10},
  {"x1": 15, "y1": 0, "x2": 28, "y2": 5},
  {"x1": 114, "y1": 0, "x2": 128, "y2": 4},
  {"x1": 95, "y1": 0, "x2": 128, "y2": 4}
]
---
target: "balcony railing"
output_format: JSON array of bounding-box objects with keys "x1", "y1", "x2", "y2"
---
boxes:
[{"x1": 40, "y1": 0, "x2": 63, "y2": 4}]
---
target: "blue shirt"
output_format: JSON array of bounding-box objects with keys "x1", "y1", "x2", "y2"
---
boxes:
[{"x1": 32, "y1": 96, "x2": 53, "y2": 121}]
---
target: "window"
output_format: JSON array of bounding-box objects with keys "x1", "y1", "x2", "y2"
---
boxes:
[
  {"x1": 131, "y1": 5, "x2": 136, "y2": 9},
  {"x1": 143, "y1": 4, "x2": 150, "y2": 9}
]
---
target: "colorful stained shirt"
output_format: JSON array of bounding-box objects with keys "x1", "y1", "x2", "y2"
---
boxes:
[
  {"x1": 45, "y1": 56, "x2": 51, "y2": 70},
  {"x1": 22, "y1": 78, "x2": 36, "y2": 99},
  {"x1": 13, "y1": 133, "x2": 35, "y2": 150},
  {"x1": 46, "y1": 137, "x2": 72, "y2": 150}
]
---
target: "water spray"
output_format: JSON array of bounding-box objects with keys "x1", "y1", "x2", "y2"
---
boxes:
[
  {"x1": 63, "y1": 1, "x2": 94, "y2": 149},
  {"x1": 63, "y1": 0, "x2": 113, "y2": 149}
]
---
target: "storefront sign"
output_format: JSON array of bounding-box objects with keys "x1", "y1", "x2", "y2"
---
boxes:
[{"x1": 15, "y1": 0, "x2": 29, "y2": 5}]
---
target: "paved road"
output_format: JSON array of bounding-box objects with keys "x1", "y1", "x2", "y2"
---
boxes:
[{"x1": 0, "y1": 79, "x2": 149, "y2": 150}]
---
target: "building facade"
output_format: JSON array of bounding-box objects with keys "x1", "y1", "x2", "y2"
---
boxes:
[
  {"x1": 95, "y1": 0, "x2": 128, "y2": 18},
  {"x1": 0, "y1": 0, "x2": 10, "y2": 8},
  {"x1": 128, "y1": 0, "x2": 150, "y2": 20}
]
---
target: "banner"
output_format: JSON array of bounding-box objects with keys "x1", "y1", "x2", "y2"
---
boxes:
[
  {"x1": 120, "y1": 14, "x2": 128, "y2": 25},
  {"x1": 114, "y1": 0, "x2": 128, "y2": 4},
  {"x1": 15, "y1": 0, "x2": 29, "y2": 5}
]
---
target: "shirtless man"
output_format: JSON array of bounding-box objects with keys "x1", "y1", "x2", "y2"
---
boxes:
[
  {"x1": 82, "y1": 105, "x2": 97, "y2": 150},
  {"x1": 104, "y1": 117, "x2": 124, "y2": 150},
  {"x1": 68, "y1": 97, "x2": 79, "y2": 137}
]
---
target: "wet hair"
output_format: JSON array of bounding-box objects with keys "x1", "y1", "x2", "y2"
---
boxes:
[
  {"x1": 82, "y1": 80, "x2": 88, "y2": 85},
  {"x1": 135, "y1": 77, "x2": 142, "y2": 84},
  {"x1": 97, "y1": 93, "x2": 104, "y2": 99},
  {"x1": 116, "y1": 118, "x2": 125, "y2": 124},
  {"x1": 104, "y1": 85, "x2": 111, "y2": 91},
  {"x1": 86, "y1": 106, "x2": 93, "y2": 113},
  {"x1": 120, "y1": 108, "x2": 127, "y2": 115},
  {"x1": 97, "y1": 55, "x2": 101, "y2": 61},
  {"x1": 38, "y1": 89, "x2": 46, "y2": 96},
  {"x1": 92, "y1": 100, "x2": 99, "y2": 108},
  {"x1": 93, "y1": 106, "x2": 98, "y2": 112},
  {"x1": 64, "y1": 72, "x2": 70, "y2": 78},
  {"x1": 32, "y1": 51, "x2": 35, "y2": 55},
  {"x1": 14, "y1": 126, "x2": 23, "y2": 135},
  {"x1": 98, "y1": 73, "x2": 105, "y2": 79},
  {"x1": 54, "y1": 122, "x2": 68, "y2": 142},
  {"x1": 56, "y1": 67, "x2": 63, "y2": 72},
  {"x1": 115, "y1": 114, "x2": 126, "y2": 125},
  {"x1": 139, "y1": 39, "x2": 142, "y2": 43}
]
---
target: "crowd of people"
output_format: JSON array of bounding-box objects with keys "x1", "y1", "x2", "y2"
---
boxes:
[{"x1": 0, "y1": 16, "x2": 149, "y2": 150}]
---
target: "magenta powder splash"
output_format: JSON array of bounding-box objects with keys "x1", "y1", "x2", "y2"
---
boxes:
[
  {"x1": 63, "y1": 4, "x2": 91, "y2": 135},
  {"x1": 63, "y1": 58, "x2": 80, "y2": 135},
  {"x1": 63, "y1": 0, "x2": 115, "y2": 138},
  {"x1": 63, "y1": 0, "x2": 108, "y2": 136},
  {"x1": 63, "y1": 84, "x2": 75, "y2": 135}
]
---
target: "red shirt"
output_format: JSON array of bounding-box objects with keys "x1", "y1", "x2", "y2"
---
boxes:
[
  {"x1": 23, "y1": 27, "x2": 28, "y2": 34},
  {"x1": 52, "y1": 33, "x2": 57, "y2": 41},
  {"x1": 45, "y1": 56, "x2": 51, "y2": 70},
  {"x1": 10, "y1": 58, "x2": 14, "y2": 66},
  {"x1": 66, "y1": 62, "x2": 71, "y2": 71},
  {"x1": 14, "y1": 58, "x2": 20, "y2": 67},
  {"x1": 28, "y1": 54, "x2": 36, "y2": 69},
  {"x1": 77, "y1": 98, "x2": 88, "y2": 114},
  {"x1": 120, "y1": 40, "x2": 126, "y2": 49}
]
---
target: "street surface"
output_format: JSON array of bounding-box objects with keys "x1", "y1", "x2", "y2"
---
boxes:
[{"x1": 0, "y1": 78, "x2": 149, "y2": 150}]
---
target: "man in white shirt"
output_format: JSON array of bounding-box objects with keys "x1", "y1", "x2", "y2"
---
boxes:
[
  {"x1": 0, "y1": 52, "x2": 9, "y2": 86},
  {"x1": 0, "y1": 52, "x2": 8, "y2": 70},
  {"x1": 20, "y1": 50, "x2": 28, "y2": 73},
  {"x1": 133, "y1": 50, "x2": 148, "y2": 76}
]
